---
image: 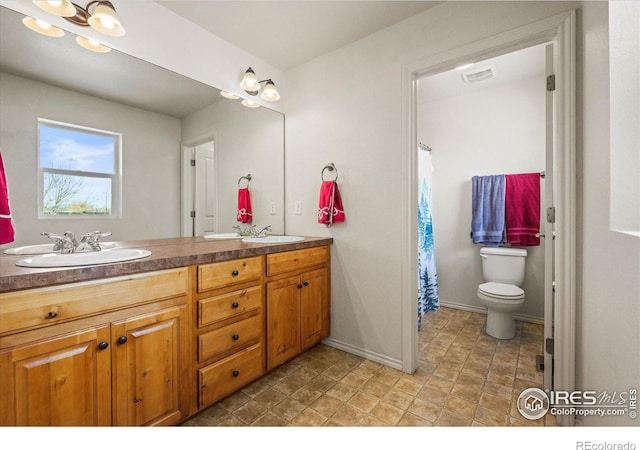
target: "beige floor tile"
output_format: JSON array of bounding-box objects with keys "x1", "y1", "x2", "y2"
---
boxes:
[
  {"x1": 435, "y1": 410, "x2": 473, "y2": 426},
  {"x1": 347, "y1": 391, "x2": 380, "y2": 413},
  {"x1": 233, "y1": 400, "x2": 267, "y2": 424},
  {"x1": 408, "y1": 397, "x2": 442, "y2": 422},
  {"x1": 331, "y1": 404, "x2": 367, "y2": 426},
  {"x1": 253, "y1": 387, "x2": 288, "y2": 409},
  {"x1": 397, "y1": 412, "x2": 434, "y2": 426},
  {"x1": 383, "y1": 389, "x2": 414, "y2": 410},
  {"x1": 360, "y1": 415, "x2": 388, "y2": 426},
  {"x1": 359, "y1": 379, "x2": 392, "y2": 398},
  {"x1": 370, "y1": 401, "x2": 405, "y2": 425},
  {"x1": 394, "y1": 378, "x2": 423, "y2": 396},
  {"x1": 326, "y1": 381, "x2": 358, "y2": 402},
  {"x1": 251, "y1": 412, "x2": 287, "y2": 426},
  {"x1": 290, "y1": 408, "x2": 327, "y2": 426},
  {"x1": 444, "y1": 395, "x2": 477, "y2": 419},
  {"x1": 270, "y1": 397, "x2": 306, "y2": 422},
  {"x1": 310, "y1": 394, "x2": 344, "y2": 417},
  {"x1": 291, "y1": 385, "x2": 323, "y2": 405}
]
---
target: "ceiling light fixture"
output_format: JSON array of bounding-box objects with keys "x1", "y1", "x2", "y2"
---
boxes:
[
  {"x1": 241, "y1": 99, "x2": 261, "y2": 109},
  {"x1": 33, "y1": 0, "x2": 126, "y2": 36},
  {"x1": 240, "y1": 67, "x2": 280, "y2": 102},
  {"x1": 220, "y1": 91, "x2": 240, "y2": 100},
  {"x1": 22, "y1": 16, "x2": 65, "y2": 37},
  {"x1": 75, "y1": 35, "x2": 111, "y2": 53}
]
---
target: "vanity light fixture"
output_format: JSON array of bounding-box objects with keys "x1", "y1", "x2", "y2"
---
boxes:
[
  {"x1": 240, "y1": 67, "x2": 280, "y2": 102},
  {"x1": 75, "y1": 35, "x2": 111, "y2": 53},
  {"x1": 22, "y1": 17, "x2": 65, "y2": 37},
  {"x1": 32, "y1": 0, "x2": 126, "y2": 37},
  {"x1": 220, "y1": 91, "x2": 240, "y2": 100},
  {"x1": 241, "y1": 99, "x2": 260, "y2": 109}
]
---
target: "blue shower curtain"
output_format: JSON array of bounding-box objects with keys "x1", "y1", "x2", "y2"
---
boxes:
[{"x1": 418, "y1": 148, "x2": 439, "y2": 330}]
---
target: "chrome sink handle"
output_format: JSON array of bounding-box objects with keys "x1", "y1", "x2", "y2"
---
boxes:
[
  {"x1": 75, "y1": 231, "x2": 112, "y2": 252},
  {"x1": 252, "y1": 225, "x2": 272, "y2": 238},
  {"x1": 41, "y1": 231, "x2": 77, "y2": 253}
]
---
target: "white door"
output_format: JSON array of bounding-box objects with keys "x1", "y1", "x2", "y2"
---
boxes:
[
  {"x1": 193, "y1": 141, "x2": 216, "y2": 236},
  {"x1": 543, "y1": 43, "x2": 556, "y2": 391}
]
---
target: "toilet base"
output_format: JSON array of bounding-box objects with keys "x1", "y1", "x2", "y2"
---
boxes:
[{"x1": 485, "y1": 310, "x2": 516, "y2": 340}]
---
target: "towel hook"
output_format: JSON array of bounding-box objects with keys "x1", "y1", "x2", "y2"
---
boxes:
[
  {"x1": 321, "y1": 163, "x2": 338, "y2": 181},
  {"x1": 237, "y1": 174, "x2": 252, "y2": 188}
]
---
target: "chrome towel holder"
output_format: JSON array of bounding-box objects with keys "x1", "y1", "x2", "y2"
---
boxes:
[
  {"x1": 321, "y1": 163, "x2": 338, "y2": 181},
  {"x1": 238, "y1": 174, "x2": 252, "y2": 187}
]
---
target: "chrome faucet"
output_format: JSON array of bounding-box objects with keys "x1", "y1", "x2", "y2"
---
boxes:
[
  {"x1": 232, "y1": 224, "x2": 256, "y2": 236},
  {"x1": 42, "y1": 231, "x2": 111, "y2": 253},
  {"x1": 252, "y1": 225, "x2": 272, "y2": 238}
]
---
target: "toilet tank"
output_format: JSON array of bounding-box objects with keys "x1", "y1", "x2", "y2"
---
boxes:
[{"x1": 480, "y1": 247, "x2": 527, "y2": 286}]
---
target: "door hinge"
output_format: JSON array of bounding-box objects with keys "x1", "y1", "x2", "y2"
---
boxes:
[
  {"x1": 545, "y1": 338, "x2": 554, "y2": 355},
  {"x1": 190, "y1": 211, "x2": 196, "y2": 218},
  {"x1": 546, "y1": 74, "x2": 556, "y2": 91},
  {"x1": 190, "y1": 159, "x2": 196, "y2": 166},
  {"x1": 547, "y1": 206, "x2": 556, "y2": 223}
]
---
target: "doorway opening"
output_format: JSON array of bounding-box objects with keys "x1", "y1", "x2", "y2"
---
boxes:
[{"x1": 181, "y1": 137, "x2": 217, "y2": 237}]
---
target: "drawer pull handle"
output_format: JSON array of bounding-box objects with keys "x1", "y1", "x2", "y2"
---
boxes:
[
  {"x1": 297, "y1": 284, "x2": 303, "y2": 289},
  {"x1": 117, "y1": 336, "x2": 128, "y2": 345},
  {"x1": 98, "y1": 341, "x2": 109, "y2": 350},
  {"x1": 303, "y1": 281, "x2": 309, "y2": 287},
  {"x1": 232, "y1": 334, "x2": 240, "y2": 341},
  {"x1": 232, "y1": 302, "x2": 239, "y2": 309},
  {"x1": 232, "y1": 370, "x2": 240, "y2": 377},
  {"x1": 45, "y1": 311, "x2": 58, "y2": 319},
  {"x1": 231, "y1": 270, "x2": 239, "y2": 276}
]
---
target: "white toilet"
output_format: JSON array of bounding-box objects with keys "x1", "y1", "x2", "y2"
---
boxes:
[{"x1": 477, "y1": 246, "x2": 527, "y2": 339}]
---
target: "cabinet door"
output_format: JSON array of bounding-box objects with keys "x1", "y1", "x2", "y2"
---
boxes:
[
  {"x1": 111, "y1": 305, "x2": 186, "y2": 426},
  {"x1": 266, "y1": 276, "x2": 301, "y2": 370},
  {"x1": 300, "y1": 268, "x2": 329, "y2": 351},
  {"x1": 0, "y1": 325, "x2": 111, "y2": 426}
]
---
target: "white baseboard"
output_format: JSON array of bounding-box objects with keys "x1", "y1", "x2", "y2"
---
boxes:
[
  {"x1": 321, "y1": 337, "x2": 403, "y2": 371},
  {"x1": 439, "y1": 300, "x2": 544, "y2": 325}
]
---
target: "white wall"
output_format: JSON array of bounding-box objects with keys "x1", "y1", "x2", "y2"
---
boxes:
[
  {"x1": 181, "y1": 100, "x2": 285, "y2": 234},
  {"x1": 283, "y1": 1, "x2": 579, "y2": 367},
  {"x1": 577, "y1": 1, "x2": 640, "y2": 426},
  {"x1": 419, "y1": 75, "x2": 546, "y2": 320},
  {"x1": 0, "y1": 73, "x2": 182, "y2": 247}
]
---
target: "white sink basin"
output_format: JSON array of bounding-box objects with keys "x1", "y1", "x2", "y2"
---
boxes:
[
  {"x1": 241, "y1": 236, "x2": 305, "y2": 244},
  {"x1": 5, "y1": 242, "x2": 116, "y2": 255},
  {"x1": 15, "y1": 248, "x2": 151, "y2": 268}
]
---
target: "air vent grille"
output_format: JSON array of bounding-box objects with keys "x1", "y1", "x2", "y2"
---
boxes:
[{"x1": 461, "y1": 65, "x2": 497, "y2": 84}]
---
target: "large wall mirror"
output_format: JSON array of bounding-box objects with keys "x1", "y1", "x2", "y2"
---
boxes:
[{"x1": 0, "y1": 6, "x2": 284, "y2": 247}]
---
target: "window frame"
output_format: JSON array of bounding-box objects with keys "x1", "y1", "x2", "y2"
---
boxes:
[{"x1": 37, "y1": 118, "x2": 122, "y2": 219}]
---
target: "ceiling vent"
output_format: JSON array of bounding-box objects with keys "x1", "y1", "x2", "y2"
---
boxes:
[{"x1": 461, "y1": 65, "x2": 497, "y2": 84}]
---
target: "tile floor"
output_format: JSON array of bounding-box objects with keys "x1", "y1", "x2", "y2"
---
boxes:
[{"x1": 182, "y1": 306, "x2": 556, "y2": 427}]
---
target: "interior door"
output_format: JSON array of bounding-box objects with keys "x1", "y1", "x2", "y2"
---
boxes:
[
  {"x1": 193, "y1": 141, "x2": 216, "y2": 235},
  {"x1": 543, "y1": 43, "x2": 556, "y2": 391}
]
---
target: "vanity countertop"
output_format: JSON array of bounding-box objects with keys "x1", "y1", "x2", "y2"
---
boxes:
[{"x1": 0, "y1": 236, "x2": 333, "y2": 293}]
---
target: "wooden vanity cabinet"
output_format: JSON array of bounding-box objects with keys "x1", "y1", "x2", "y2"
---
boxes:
[
  {"x1": 266, "y1": 246, "x2": 330, "y2": 370},
  {"x1": 195, "y1": 256, "x2": 266, "y2": 409},
  {"x1": 0, "y1": 268, "x2": 191, "y2": 427}
]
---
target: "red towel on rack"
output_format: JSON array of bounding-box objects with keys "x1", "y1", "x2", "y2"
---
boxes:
[
  {"x1": 0, "y1": 150, "x2": 15, "y2": 244},
  {"x1": 505, "y1": 173, "x2": 540, "y2": 247},
  {"x1": 237, "y1": 188, "x2": 252, "y2": 223},
  {"x1": 318, "y1": 181, "x2": 345, "y2": 226}
]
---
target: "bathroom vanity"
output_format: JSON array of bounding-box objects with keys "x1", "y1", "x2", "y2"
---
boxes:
[{"x1": 0, "y1": 236, "x2": 332, "y2": 426}]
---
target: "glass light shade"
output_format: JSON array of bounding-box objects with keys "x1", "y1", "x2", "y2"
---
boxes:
[
  {"x1": 22, "y1": 17, "x2": 65, "y2": 37},
  {"x1": 88, "y1": 3, "x2": 125, "y2": 36},
  {"x1": 76, "y1": 36, "x2": 111, "y2": 53},
  {"x1": 241, "y1": 99, "x2": 260, "y2": 108},
  {"x1": 220, "y1": 91, "x2": 240, "y2": 100},
  {"x1": 240, "y1": 68, "x2": 259, "y2": 95},
  {"x1": 33, "y1": 1, "x2": 77, "y2": 17},
  {"x1": 260, "y1": 80, "x2": 280, "y2": 101}
]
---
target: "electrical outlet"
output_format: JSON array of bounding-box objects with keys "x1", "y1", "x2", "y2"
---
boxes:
[
  {"x1": 295, "y1": 201, "x2": 302, "y2": 215},
  {"x1": 270, "y1": 201, "x2": 276, "y2": 215}
]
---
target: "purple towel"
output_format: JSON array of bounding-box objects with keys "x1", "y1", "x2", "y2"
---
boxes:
[{"x1": 470, "y1": 175, "x2": 505, "y2": 246}]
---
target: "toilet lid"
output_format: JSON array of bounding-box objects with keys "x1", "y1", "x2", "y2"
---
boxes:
[{"x1": 478, "y1": 282, "x2": 524, "y2": 298}]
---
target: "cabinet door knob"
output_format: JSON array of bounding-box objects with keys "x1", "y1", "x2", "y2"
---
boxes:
[
  {"x1": 297, "y1": 284, "x2": 303, "y2": 289},
  {"x1": 232, "y1": 334, "x2": 240, "y2": 341},
  {"x1": 232, "y1": 302, "x2": 239, "y2": 309},
  {"x1": 232, "y1": 370, "x2": 240, "y2": 377},
  {"x1": 231, "y1": 270, "x2": 239, "y2": 276},
  {"x1": 117, "y1": 336, "x2": 128, "y2": 345},
  {"x1": 303, "y1": 281, "x2": 309, "y2": 287},
  {"x1": 45, "y1": 311, "x2": 58, "y2": 319},
  {"x1": 98, "y1": 341, "x2": 109, "y2": 350}
]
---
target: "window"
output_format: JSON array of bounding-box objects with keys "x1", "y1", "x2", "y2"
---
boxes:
[{"x1": 38, "y1": 119, "x2": 121, "y2": 218}]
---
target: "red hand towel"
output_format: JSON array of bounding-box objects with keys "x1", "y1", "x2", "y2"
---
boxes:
[
  {"x1": 0, "y1": 150, "x2": 15, "y2": 244},
  {"x1": 237, "y1": 188, "x2": 252, "y2": 223},
  {"x1": 317, "y1": 181, "x2": 345, "y2": 226},
  {"x1": 505, "y1": 173, "x2": 540, "y2": 247}
]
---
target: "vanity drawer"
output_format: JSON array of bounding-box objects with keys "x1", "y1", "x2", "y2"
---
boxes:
[
  {"x1": 266, "y1": 246, "x2": 329, "y2": 276},
  {"x1": 197, "y1": 285, "x2": 262, "y2": 328},
  {"x1": 198, "y1": 256, "x2": 263, "y2": 292},
  {"x1": 198, "y1": 343, "x2": 264, "y2": 408},
  {"x1": 198, "y1": 314, "x2": 262, "y2": 362},
  {"x1": 0, "y1": 268, "x2": 189, "y2": 335}
]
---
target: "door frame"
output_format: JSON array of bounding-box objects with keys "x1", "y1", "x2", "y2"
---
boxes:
[
  {"x1": 400, "y1": 11, "x2": 576, "y2": 425},
  {"x1": 180, "y1": 132, "x2": 217, "y2": 237}
]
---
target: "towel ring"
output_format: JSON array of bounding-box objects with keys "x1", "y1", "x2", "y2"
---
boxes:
[
  {"x1": 238, "y1": 174, "x2": 252, "y2": 188},
  {"x1": 321, "y1": 163, "x2": 338, "y2": 181}
]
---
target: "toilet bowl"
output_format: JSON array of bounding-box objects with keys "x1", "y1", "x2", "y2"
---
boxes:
[{"x1": 477, "y1": 247, "x2": 527, "y2": 340}]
